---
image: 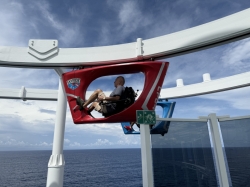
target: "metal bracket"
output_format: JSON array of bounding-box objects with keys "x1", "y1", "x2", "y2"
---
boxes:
[
  {"x1": 28, "y1": 39, "x2": 59, "y2": 60},
  {"x1": 48, "y1": 154, "x2": 65, "y2": 168},
  {"x1": 207, "y1": 113, "x2": 230, "y2": 187},
  {"x1": 19, "y1": 86, "x2": 26, "y2": 101},
  {"x1": 136, "y1": 38, "x2": 143, "y2": 60},
  {"x1": 199, "y1": 115, "x2": 230, "y2": 119}
]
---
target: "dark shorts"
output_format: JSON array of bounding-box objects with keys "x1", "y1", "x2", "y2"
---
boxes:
[{"x1": 101, "y1": 103, "x2": 116, "y2": 115}]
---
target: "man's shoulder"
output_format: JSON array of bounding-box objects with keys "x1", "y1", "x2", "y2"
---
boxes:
[
  {"x1": 115, "y1": 85, "x2": 125, "y2": 90},
  {"x1": 112, "y1": 85, "x2": 124, "y2": 95}
]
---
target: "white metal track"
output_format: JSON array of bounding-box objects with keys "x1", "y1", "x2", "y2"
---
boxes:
[
  {"x1": 1, "y1": 71, "x2": 249, "y2": 100},
  {"x1": 160, "y1": 71, "x2": 250, "y2": 99},
  {"x1": 0, "y1": 87, "x2": 58, "y2": 101},
  {"x1": 0, "y1": 8, "x2": 250, "y2": 68}
]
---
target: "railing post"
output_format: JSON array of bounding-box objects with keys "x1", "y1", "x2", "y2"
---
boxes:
[
  {"x1": 208, "y1": 113, "x2": 230, "y2": 187},
  {"x1": 46, "y1": 78, "x2": 67, "y2": 187},
  {"x1": 140, "y1": 124, "x2": 154, "y2": 187}
]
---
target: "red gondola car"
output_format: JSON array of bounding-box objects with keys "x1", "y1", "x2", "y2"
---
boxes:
[{"x1": 62, "y1": 61, "x2": 169, "y2": 124}]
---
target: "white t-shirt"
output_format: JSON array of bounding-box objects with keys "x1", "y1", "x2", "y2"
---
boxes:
[
  {"x1": 109, "y1": 85, "x2": 125, "y2": 109},
  {"x1": 110, "y1": 85, "x2": 125, "y2": 97}
]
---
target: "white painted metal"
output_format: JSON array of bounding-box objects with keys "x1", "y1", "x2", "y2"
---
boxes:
[
  {"x1": 160, "y1": 71, "x2": 250, "y2": 99},
  {"x1": 0, "y1": 88, "x2": 111, "y2": 101},
  {"x1": 219, "y1": 115, "x2": 250, "y2": 121},
  {"x1": 176, "y1": 79, "x2": 184, "y2": 87},
  {"x1": 208, "y1": 114, "x2": 230, "y2": 187},
  {"x1": 29, "y1": 40, "x2": 58, "y2": 53},
  {"x1": 199, "y1": 115, "x2": 230, "y2": 120},
  {"x1": 0, "y1": 8, "x2": 250, "y2": 67},
  {"x1": 136, "y1": 38, "x2": 143, "y2": 58},
  {"x1": 0, "y1": 87, "x2": 58, "y2": 100},
  {"x1": 203, "y1": 73, "x2": 211, "y2": 82},
  {"x1": 1, "y1": 71, "x2": 250, "y2": 101},
  {"x1": 28, "y1": 40, "x2": 59, "y2": 60},
  {"x1": 140, "y1": 124, "x2": 154, "y2": 187},
  {"x1": 157, "y1": 117, "x2": 207, "y2": 122},
  {"x1": 54, "y1": 68, "x2": 65, "y2": 77},
  {"x1": 46, "y1": 77, "x2": 67, "y2": 187},
  {"x1": 19, "y1": 86, "x2": 26, "y2": 101}
]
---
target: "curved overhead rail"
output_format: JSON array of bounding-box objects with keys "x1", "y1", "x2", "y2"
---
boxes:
[
  {"x1": 0, "y1": 8, "x2": 250, "y2": 68},
  {"x1": 1, "y1": 71, "x2": 250, "y2": 100}
]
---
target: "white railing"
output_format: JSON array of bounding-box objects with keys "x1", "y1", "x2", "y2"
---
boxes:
[{"x1": 1, "y1": 71, "x2": 250, "y2": 100}]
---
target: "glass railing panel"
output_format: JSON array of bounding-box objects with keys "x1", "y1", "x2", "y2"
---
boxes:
[
  {"x1": 219, "y1": 117, "x2": 250, "y2": 187},
  {"x1": 151, "y1": 120, "x2": 217, "y2": 187}
]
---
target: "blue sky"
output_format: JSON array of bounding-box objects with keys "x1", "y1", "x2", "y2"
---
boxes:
[{"x1": 0, "y1": 0, "x2": 250, "y2": 150}]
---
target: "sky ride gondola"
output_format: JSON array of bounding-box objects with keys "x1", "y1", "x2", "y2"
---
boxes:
[
  {"x1": 62, "y1": 61, "x2": 169, "y2": 124},
  {"x1": 121, "y1": 100, "x2": 176, "y2": 135}
]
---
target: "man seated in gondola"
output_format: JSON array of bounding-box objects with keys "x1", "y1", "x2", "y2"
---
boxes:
[{"x1": 76, "y1": 76, "x2": 125, "y2": 116}]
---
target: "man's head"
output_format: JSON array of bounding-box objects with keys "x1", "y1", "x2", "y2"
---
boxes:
[{"x1": 114, "y1": 76, "x2": 125, "y2": 87}]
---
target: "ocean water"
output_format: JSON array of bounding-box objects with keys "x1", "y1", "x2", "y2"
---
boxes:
[
  {"x1": 0, "y1": 149, "x2": 142, "y2": 187},
  {"x1": 152, "y1": 148, "x2": 218, "y2": 187},
  {"x1": 2, "y1": 147, "x2": 250, "y2": 187}
]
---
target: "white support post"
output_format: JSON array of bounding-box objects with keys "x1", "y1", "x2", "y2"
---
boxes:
[
  {"x1": 208, "y1": 113, "x2": 229, "y2": 187},
  {"x1": 46, "y1": 78, "x2": 67, "y2": 187},
  {"x1": 140, "y1": 124, "x2": 154, "y2": 187}
]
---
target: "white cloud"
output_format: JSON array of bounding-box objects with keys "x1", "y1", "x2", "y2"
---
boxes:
[
  {"x1": 0, "y1": 1, "x2": 28, "y2": 46},
  {"x1": 84, "y1": 136, "x2": 140, "y2": 147},
  {"x1": 0, "y1": 0, "x2": 85, "y2": 47},
  {"x1": 4, "y1": 139, "x2": 27, "y2": 146},
  {"x1": 91, "y1": 139, "x2": 113, "y2": 146},
  {"x1": 118, "y1": 1, "x2": 152, "y2": 36},
  {"x1": 39, "y1": 142, "x2": 51, "y2": 146},
  {"x1": 163, "y1": 36, "x2": 250, "y2": 89},
  {"x1": 98, "y1": 1, "x2": 153, "y2": 44},
  {"x1": 64, "y1": 139, "x2": 70, "y2": 143},
  {"x1": 67, "y1": 122, "x2": 123, "y2": 137},
  {"x1": 221, "y1": 38, "x2": 250, "y2": 72},
  {"x1": 193, "y1": 106, "x2": 223, "y2": 114},
  {"x1": 0, "y1": 68, "x2": 59, "y2": 90},
  {"x1": 69, "y1": 142, "x2": 81, "y2": 147},
  {"x1": 0, "y1": 136, "x2": 52, "y2": 148},
  {"x1": 117, "y1": 136, "x2": 140, "y2": 145},
  {"x1": 32, "y1": 1, "x2": 84, "y2": 46},
  {"x1": 198, "y1": 87, "x2": 250, "y2": 110},
  {"x1": 0, "y1": 99, "x2": 56, "y2": 133}
]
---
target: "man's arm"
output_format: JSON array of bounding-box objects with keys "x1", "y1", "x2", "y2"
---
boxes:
[
  {"x1": 100, "y1": 95, "x2": 120, "y2": 101},
  {"x1": 98, "y1": 85, "x2": 123, "y2": 101}
]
